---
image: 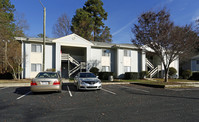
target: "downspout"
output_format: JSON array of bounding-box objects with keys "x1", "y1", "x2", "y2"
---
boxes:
[{"x1": 21, "y1": 37, "x2": 24, "y2": 79}]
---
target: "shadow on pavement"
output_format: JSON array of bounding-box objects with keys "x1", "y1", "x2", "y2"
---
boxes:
[{"x1": 14, "y1": 87, "x2": 30, "y2": 95}]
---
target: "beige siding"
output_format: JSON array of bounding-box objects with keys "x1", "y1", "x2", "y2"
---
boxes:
[
  {"x1": 101, "y1": 56, "x2": 110, "y2": 66},
  {"x1": 30, "y1": 52, "x2": 42, "y2": 78},
  {"x1": 123, "y1": 57, "x2": 131, "y2": 66}
]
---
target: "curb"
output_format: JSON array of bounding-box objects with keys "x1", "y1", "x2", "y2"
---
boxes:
[
  {"x1": 0, "y1": 83, "x2": 30, "y2": 87},
  {"x1": 131, "y1": 83, "x2": 165, "y2": 88},
  {"x1": 0, "y1": 82, "x2": 131, "y2": 87}
]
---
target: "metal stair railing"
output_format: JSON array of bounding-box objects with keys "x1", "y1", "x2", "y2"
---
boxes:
[
  {"x1": 69, "y1": 64, "x2": 80, "y2": 76},
  {"x1": 61, "y1": 54, "x2": 81, "y2": 77},
  {"x1": 146, "y1": 58, "x2": 154, "y2": 69},
  {"x1": 68, "y1": 56, "x2": 79, "y2": 66},
  {"x1": 149, "y1": 67, "x2": 158, "y2": 78},
  {"x1": 61, "y1": 54, "x2": 69, "y2": 60}
]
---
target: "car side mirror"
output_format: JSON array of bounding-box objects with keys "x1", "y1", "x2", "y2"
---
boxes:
[{"x1": 96, "y1": 76, "x2": 99, "y2": 78}]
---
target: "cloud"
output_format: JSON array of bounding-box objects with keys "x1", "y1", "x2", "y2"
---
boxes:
[
  {"x1": 112, "y1": 18, "x2": 136, "y2": 36},
  {"x1": 191, "y1": 8, "x2": 199, "y2": 22}
]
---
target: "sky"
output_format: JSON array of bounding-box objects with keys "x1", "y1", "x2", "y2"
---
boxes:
[{"x1": 10, "y1": 0, "x2": 199, "y2": 44}]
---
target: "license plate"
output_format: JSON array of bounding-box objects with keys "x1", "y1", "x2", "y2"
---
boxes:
[{"x1": 41, "y1": 82, "x2": 48, "y2": 85}]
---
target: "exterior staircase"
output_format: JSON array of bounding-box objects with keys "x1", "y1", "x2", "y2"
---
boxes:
[
  {"x1": 61, "y1": 54, "x2": 81, "y2": 77},
  {"x1": 146, "y1": 58, "x2": 160, "y2": 78}
]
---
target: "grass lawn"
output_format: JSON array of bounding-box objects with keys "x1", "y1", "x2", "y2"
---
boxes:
[{"x1": 103, "y1": 78, "x2": 199, "y2": 86}]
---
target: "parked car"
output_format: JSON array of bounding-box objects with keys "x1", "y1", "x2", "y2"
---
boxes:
[
  {"x1": 30, "y1": 72, "x2": 62, "y2": 93},
  {"x1": 74, "y1": 72, "x2": 102, "y2": 90}
]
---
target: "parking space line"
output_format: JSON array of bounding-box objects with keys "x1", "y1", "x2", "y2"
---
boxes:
[
  {"x1": 67, "y1": 86, "x2": 73, "y2": 97},
  {"x1": 118, "y1": 85, "x2": 150, "y2": 93},
  {"x1": 16, "y1": 91, "x2": 31, "y2": 100},
  {"x1": 101, "y1": 88, "x2": 116, "y2": 95}
]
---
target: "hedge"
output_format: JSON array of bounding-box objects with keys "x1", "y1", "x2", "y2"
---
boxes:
[
  {"x1": 90, "y1": 67, "x2": 99, "y2": 76},
  {"x1": 98, "y1": 72, "x2": 114, "y2": 80},
  {"x1": 139, "y1": 71, "x2": 148, "y2": 79},
  {"x1": 182, "y1": 70, "x2": 192, "y2": 79},
  {"x1": 125, "y1": 72, "x2": 139, "y2": 80},
  {"x1": 189, "y1": 72, "x2": 199, "y2": 80}
]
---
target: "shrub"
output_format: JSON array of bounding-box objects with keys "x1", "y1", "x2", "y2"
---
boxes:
[
  {"x1": 98, "y1": 72, "x2": 114, "y2": 80},
  {"x1": 139, "y1": 71, "x2": 148, "y2": 79},
  {"x1": 169, "y1": 67, "x2": 177, "y2": 77},
  {"x1": 182, "y1": 70, "x2": 192, "y2": 79},
  {"x1": 46, "y1": 68, "x2": 56, "y2": 72},
  {"x1": 90, "y1": 67, "x2": 99, "y2": 75},
  {"x1": 189, "y1": 72, "x2": 199, "y2": 80},
  {"x1": 125, "y1": 72, "x2": 139, "y2": 80}
]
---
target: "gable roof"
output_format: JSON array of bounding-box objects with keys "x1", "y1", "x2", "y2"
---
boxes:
[{"x1": 52, "y1": 33, "x2": 94, "y2": 47}]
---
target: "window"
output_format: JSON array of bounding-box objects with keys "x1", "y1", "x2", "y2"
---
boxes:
[
  {"x1": 36, "y1": 72, "x2": 58, "y2": 78},
  {"x1": 31, "y1": 64, "x2": 42, "y2": 72},
  {"x1": 124, "y1": 50, "x2": 131, "y2": 57},
  {"x1": 197, "y1": 60, "x2": 199, "y2": 64},
  {"x1": 102, "y1": 66, "x2": 110, "y2": 72},
  {"x1": 31, "y1": 44, "x2": 42, "y2": 52},
  {"x1": 102, "y1": 49, "x2": 110, "y2": 56},
  {"x1": 124, "y1": 66, "x2": 131, "y2": 72}
]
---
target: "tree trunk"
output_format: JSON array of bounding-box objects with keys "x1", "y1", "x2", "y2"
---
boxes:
[
  {"x1": 164, "y1": 68, "x2": 169, "y2": 82},
  {"x1": 7, "y1": 61, "x2": 17, "y2": 80}
]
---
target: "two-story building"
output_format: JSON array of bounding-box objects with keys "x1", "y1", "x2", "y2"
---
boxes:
[{"x1": 16, "y1": 33, "x2": 179, "y2": 79}]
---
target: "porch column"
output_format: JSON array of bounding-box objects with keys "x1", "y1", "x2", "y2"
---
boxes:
[
  {"x1": 142, "y1": 51, "x2": 146, "y2": 71},
  {"x1": 55, "y1": 43, "x2": 61, "y2": 74},
  {"x1": 86, "y1": 46, "x2": 91, "y2": 72}
]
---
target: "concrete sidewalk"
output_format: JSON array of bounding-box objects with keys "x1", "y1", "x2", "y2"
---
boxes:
[
  {"x1": 0, "y1": 83, "x2": 30, "y2": 87},
  {"x1": 0, "y1": 82, "x2": 131, "y2": 87}
]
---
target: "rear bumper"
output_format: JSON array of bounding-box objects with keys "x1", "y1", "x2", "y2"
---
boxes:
[{"x1": 31, "y1": 85, "x2": 61, "y2": 92}]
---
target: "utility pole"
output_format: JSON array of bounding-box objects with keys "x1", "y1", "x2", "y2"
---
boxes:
[{"x1": 39, "y1": 0, "x2": 46, "y2": 71}]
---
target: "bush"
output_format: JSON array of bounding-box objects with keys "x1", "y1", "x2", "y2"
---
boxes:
[
  {"x1": 189, "y1": 72, "x2": 199, "y2": 80},
  {"x1": 125, "y1": 72, "x2": 139, "y2": 80},
  {"x1": 46, "y1": 68, "x2": 56, "y2": 72},
  {"x1": 0, "y1": 72, "x2": 13, "y2": 79},
  {"x1": 98, "y1": 72, "x2": 114, "y2": 80},
  {"x1": 182, "y1": 70, "x2": 192, "y2": 79},
  {"x1": 139, "y1": 71, "x2": 148, "y2": 79},
  {"x1": 90, "y1": 67, "x2": 99, "y2": 75},
  {"x1": 169, "y1": 67, "x2": 177, "y2": 76}
]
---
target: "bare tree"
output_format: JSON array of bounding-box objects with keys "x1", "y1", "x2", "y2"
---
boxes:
[
  {"x1": 52, "y1": 13, "x2": 71, "y2": 38},
  {"x1": 14, "y1": 12, "x2": 29, "y2": 37},
  {"x1": 132, "y1": 8, "x2": 199, "y2": 82}
]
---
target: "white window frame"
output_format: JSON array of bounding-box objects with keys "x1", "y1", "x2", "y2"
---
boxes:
[
  {"x1": 124, "y1": 50, "x2": 131, "y2": 57},
  {"x1": 31, "y1": 64, "x2": 42, "y2": 72},
  {"x1": 102, "y1": 49, "x2": 110, "y2": 57},
  {"x1": 31, "y1": 44, "x2": 42, "y2": 53},
  {"x1": 124, "y1": 66, "x2": 131, "y2": 72},
  {"x1": 102, "y1": 66, "x2": 110, "y2": 72}
]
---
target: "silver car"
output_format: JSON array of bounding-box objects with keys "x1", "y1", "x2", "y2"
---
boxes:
[
  {"x1": 74, "y1": 72, "x2": 102, "y2": 90},
  {"x1": 31, "y1": 72, "x2": 62, "y2": 93}
]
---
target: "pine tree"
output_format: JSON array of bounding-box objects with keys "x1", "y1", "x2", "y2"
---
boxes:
[{"x1": 71, "y1": 0, "x2": 112, "y2": 42}]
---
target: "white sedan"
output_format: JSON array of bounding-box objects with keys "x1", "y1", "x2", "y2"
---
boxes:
[{"x1": 74, "y1": 72, "x2": 102, "y2": 90}]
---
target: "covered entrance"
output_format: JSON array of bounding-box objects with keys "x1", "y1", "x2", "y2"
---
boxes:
[{"x1": 61, "y1": 46, "x2": 87, "y2": 78}]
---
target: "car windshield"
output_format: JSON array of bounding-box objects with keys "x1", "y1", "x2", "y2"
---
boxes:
[
  {"x1": 36, "y1": 72, "x2": 58, "y2": 78},
  {"x1": 79, "y1": 73, "x2": 96, "y2": 78}
]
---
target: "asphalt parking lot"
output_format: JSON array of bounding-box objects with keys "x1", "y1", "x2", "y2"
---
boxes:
[{"x1": 1, "y1": 83, "x2": 199, "y2": 122}]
